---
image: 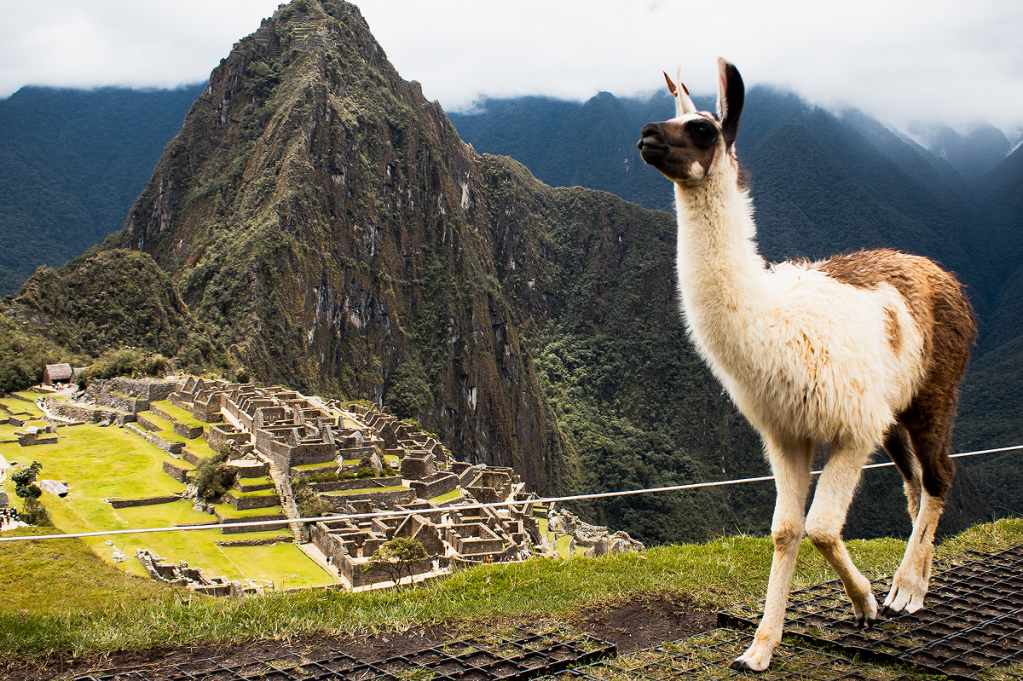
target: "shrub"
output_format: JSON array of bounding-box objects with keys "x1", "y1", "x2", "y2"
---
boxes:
[
  {"x1": 291, "y1": 477, "x2": 334, "y2": 518},
  {"x1": 193, "y1": 449, "x2": 238, "y2": 501},
  {"x1": 78, "y1": 348, "x2": 170, "y2": 388},
  {"x1": 12, "y1": 461, "x2": 49, "y2": 525}
]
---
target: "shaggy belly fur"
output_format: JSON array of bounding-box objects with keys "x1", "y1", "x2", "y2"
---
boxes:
[{"x1": 684, "y1": 267, "x2": 926, "y2": 446}]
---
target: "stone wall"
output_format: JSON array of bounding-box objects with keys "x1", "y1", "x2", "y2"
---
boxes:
[
  {"x1": 109, "y1": 495, "x2": 181, "y2": 509},
  {"x1": 225, "y1": 491, "x2": 281, "y2": 511},
  {"x1": 173, "y1": 421, "x2": 204, "y2": 439},
  {"x1": 321, "y1": 487, "x2": 416, "y2": 509},
  {"x1": 307, "y1": 477, "x2": 396, "y2": 492},
  {"x1": 49, "y1": 401, "x2": 135, "y2": 426},
  {"x1": 126, "y1": 423, "x2": 183, "y2": 454},
  {"x1": 108, "y1": 378, "x2": 178, "y2": 402},
  {"x1": 214, "y1": 511, "x2": 288, "y2": 534},
  {"x1": 162, "y1": 460, "x2": 193, "y2": 483},
  {"x1": 136, "y1": 413, "x2": 163, "y2": 432},
  {"x1": 408, "y1": 472, "x2": 458, "y2": 500}
]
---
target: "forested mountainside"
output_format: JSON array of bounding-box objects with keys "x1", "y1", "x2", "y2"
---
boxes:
[
  {"x1": 0, "y1": 84, "x2": 203, "y2": 295},
  {"x1": 450, "y1": 88, "x2": 1023, "y2": 522},
  {"x1": 1, "y1": 0, "x2": 1008, "y2": 542}
]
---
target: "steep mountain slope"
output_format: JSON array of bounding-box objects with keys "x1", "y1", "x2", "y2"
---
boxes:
[
  {"x1": 105, "y1": 0, "x2": 807, "y2": 540},
  {"x1": 452, "y1": 89, "x2": 992, "y2": 313},
  {"x1": 6, "y1": 1, "x2": 1001, "y2": 543},
  {"x1": 451, "y1": 87, "x2": 1006, "y2": 538},
  {"x1": 0, "y1": 85, "x2": 202, "y2": 295}
]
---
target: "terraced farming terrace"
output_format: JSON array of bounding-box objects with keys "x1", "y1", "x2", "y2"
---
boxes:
[{"x1": 2, "y1": 375, "x2": 640, "y2": 596}]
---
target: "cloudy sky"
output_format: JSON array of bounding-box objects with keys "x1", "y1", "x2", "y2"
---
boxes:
[{"x1": 2, "y1": 0, "x2": 1022, "y2": 140}]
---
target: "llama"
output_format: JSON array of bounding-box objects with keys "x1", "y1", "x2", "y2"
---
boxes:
[{"x1": 637, "y1": 60, "x2": 975, "y2": 671}]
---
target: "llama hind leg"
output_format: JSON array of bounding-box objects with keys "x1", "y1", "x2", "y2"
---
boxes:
[
  {"x1": 805, "y1": 440, "x2": 877, "y2": 627},
  {"x1": 883, "y1": 409, "x2": 955, "y2": 615},
  {"x1": 733, "y1": 437, "x2": 813, "y2": 672}
]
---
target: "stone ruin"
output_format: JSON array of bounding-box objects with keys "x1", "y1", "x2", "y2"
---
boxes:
[
  {"x1": 135, "y1": 548, "x2": 258, "y2": 597},
  {"x1": 548, "y1": 507, "x2": 646, "y2": 558},
  {"x1": 92, "y1": 374, "x2": 642, "y2": 593}
]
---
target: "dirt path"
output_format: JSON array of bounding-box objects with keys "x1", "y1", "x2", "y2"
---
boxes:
[{"x1": 8, "y1": 593, "x2": 715, "y2": 680}]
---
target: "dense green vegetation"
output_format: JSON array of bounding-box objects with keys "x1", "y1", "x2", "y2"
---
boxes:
[
  {"x1": 2, "y1": 0, "x2": 1018, "y2": 547},
  {"x1": 451, "y1": 86, "x2": 1023, "y2": 532},
  {"x1": 0, "y1": 84, "x2": 202, "y2": 295},
  {"x1": 0, "y1": 248, "x2": 231, "y2": 395},
  {"x1": 1, "y1": 518, "x2": 1021, "y2": 664}
]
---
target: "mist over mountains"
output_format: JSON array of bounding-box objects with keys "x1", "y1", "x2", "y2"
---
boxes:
[{"x1": 1, "y1": 0, "x2": 1020, "y2": 542}]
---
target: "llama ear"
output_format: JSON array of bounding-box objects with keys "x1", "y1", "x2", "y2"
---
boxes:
[
  {"x1": 667, "y1": 68, "x2": 697, "y2": 117},
  {"x1": 716, "y1": 58, "x2": 744, "y2": 148}
]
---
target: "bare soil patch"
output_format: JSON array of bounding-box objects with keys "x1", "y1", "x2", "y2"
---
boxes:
[{"x1": 11, "y1": 593, "x2": 715, "y2": 680}]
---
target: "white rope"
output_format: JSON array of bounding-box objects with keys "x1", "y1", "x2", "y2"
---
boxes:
[{"x1": 2, "y1": 444, "x2": 1020, "y2": 544}]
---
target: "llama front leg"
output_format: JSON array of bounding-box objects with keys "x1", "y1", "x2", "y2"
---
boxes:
[
  {"x1": 732, "y1": 438, "x2": 812, "y2": 672},
  {"x1": 805, "y1": 443, "x2": 877, "y2": 627},
  {"x1": 883, "y1": 488, "x2": 944, "y2": 614}
]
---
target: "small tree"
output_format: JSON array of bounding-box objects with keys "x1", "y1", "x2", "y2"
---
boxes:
[
  {"x1": 362, "y1": 537, "x2": 428, "y2": 588},
  {"x1": 11, "y1": 461, "x2": 48, "y2": 525},
  {"x1": 193, "y1": 446, "x2": 238, "y2": 501},
  {"x1": 291, "y1": 476, "x2": 334, "y2": 518}
]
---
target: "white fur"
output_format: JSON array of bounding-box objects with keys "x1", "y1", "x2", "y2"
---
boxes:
[{"x1": 667, "y1": 115, "x2": 930, "y2": 672}]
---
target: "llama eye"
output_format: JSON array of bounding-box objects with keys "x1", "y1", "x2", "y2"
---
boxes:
[{"x1": 688, "y1": 122, "x2": 717, "y2": 148}]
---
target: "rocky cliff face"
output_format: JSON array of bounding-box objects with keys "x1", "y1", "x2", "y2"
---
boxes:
[{"x1": 120, "y1": 1, "x2": 579, "y2": 492}]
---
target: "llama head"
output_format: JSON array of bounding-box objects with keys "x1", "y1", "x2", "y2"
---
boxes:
[{"x1": 637, "y1": 58, "x2": 745, "y2": 185}]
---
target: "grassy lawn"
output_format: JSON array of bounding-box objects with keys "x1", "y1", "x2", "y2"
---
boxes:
[
  {"x1": 230, "y1": 488, "x2": 280, "y2": 498},
  {"x1": 139, "y1": 410, "x2": 174, "y2": 432},
  {"x1": 0, "y1": 397, "x2": 43, "y2": 418},
  {"x1": 0, "y1": 423, "x2": 22, "y2": 441},
  {"x1": 430, "y1": 488, "x2": 462, "y2": 503},
  {"x1": 150, "y1": 400, "x2": 208, "y2": 429},
  {"x1": 334, "y1": 485, "x2": 408, "y2": 495},
  {"x1": 0, "y1": 424, "x2": 332, "y2": 601},
  {"x1": 16, "y1": 390, "x2": 52, "y2": 401},
  {"x1": 293, "y1": 461, "x2": 339, "y2": 471},
  {"x1": 213, "y1": 503, "x2": 285, "y2": 519},
  {"x1": 2, "y1": 518, "x2": 1021, "y2": 661}
]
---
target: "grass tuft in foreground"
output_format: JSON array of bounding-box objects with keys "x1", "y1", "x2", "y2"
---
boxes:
[{"x1": 1, "y1": 518, "x2": 1021, "y2": 663}]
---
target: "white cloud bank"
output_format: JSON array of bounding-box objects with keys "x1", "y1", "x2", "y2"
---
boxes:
[{"x1": 2, "y1": 0, "x2": 1021, "y2": 137}]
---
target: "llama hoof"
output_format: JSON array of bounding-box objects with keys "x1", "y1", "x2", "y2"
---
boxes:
[
  {"x1": 854, "y1": 611, "x2": 876, "y2": 629},
  {"x1": 882, "y1": 577, "x2": 927, "y2": 616},
  {"x1": 852, "y1": 591, "x2": 877, "y2": 628},
  {"x1": 730, "y1": 658, "x2": 769, "y2": 673},
  {"x1": 732, "y1": 646, "x2": 773, "y2": 672}
]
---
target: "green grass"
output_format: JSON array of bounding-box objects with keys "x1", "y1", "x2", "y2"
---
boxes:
[
  {"x1": 430, "y1": 489, "x2": 462, "y2": 503},
  {"x1": 0, "y1": 423, "x2": 332, "y2": 605},
  {"x1": 333, "y1": 485, "x2": 407, "y2": 495},
  {"x1": 212, "y1": 503, "x2": 285, "y2": 519},
  {"x1": 293, "y1": 461, "x2": 338, "y2": 471},
  {"x1": 0, "y1": 397, "x2": 43, "y2": 418},
  {"x1": 239, "y1": 476, "x2": 272, "y2": 485},
  {"x1": 230, "y1": 488, "x2": 280, "y2": 498},
  {"x1": 0, "y1": 527, "x2": 178, "y2": 616},
  {"x1": 150, "y1": 400, "x2": 208, "y2": 429},
  {"x1": 139, "y1": 411, "x2": 174, "y2": 432},
  {"x1": 1, "y1": 518, "x2": 1020, "y2": 662}
]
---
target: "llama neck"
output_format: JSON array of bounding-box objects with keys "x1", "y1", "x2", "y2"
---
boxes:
[{"x1": 674, "y1": 171, "x2": 768, "y2": 345}]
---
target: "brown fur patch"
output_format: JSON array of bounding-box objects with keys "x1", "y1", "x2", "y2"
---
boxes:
[
  {"x1": 884, "y1": 306, "x2": 902, "y2": 352},
  {"x1": 817, "y1": 249, "x2": 976, "y2": 500}
]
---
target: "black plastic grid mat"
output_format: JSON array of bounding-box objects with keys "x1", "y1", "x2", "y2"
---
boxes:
[
  {"x1": 533, "y1": 628, "x2": 934, "y2": 680},
  {"x1": 719, "y1": 545, "x2": 1023, "y2": 680},
  {"x1": 72, "y1": 628, "x2": 616, "y2": 681}
]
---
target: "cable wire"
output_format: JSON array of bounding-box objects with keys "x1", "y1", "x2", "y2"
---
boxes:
[{"x1": 1, "y1": 444, "x2": 1020, "y2": 544}]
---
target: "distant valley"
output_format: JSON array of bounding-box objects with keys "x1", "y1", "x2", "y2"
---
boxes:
[{"x1": 1, "y1": 0, "x2": 1021, "y2": 545}]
